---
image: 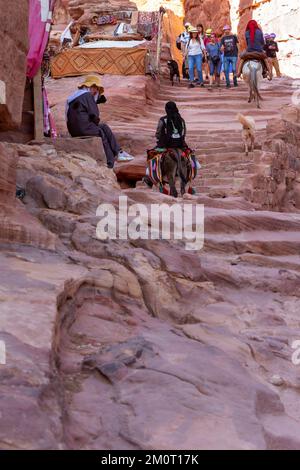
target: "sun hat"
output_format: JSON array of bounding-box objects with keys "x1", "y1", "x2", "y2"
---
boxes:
[
  {"x1": 184, "y1": 22, "x2": 191, "y2": 27},
  {"x1": 189, "y1": 27, "x2": 198, "y2": 33},
  {"x1": 223, "y1": 25, "x2": 231, "y2": 31},
  {"x1": 206, "y1": 28, "x2": 212, "y2": 35},
  {"x1": 269, "y1": 33, "x2": 276, "y2": 39},
  {"x1": 78, "y1": 75, "x2": 104, "y2": 94}
]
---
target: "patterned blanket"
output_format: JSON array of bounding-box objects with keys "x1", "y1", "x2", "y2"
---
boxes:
[
  {"x1": 146, "y1": 148, "x2": 198, "y2": 187},
  {"x1": 51, "y1": 47, "x2": 147, "y2": 78}
]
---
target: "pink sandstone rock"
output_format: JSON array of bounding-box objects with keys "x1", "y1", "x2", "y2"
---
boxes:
[{"x1": 0, "y1": 0, "x2": 28, "y2": 130}]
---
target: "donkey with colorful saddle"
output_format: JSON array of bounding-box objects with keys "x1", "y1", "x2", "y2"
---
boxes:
[{"x1": 146, "y1": 147, "x2": 198, "y2": 197}]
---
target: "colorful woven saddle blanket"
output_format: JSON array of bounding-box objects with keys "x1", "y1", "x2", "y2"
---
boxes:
[{"x1": 146, "y1": 147, "x2": 198, "y2": 186}]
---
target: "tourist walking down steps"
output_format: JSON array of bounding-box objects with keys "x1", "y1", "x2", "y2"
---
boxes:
[
  {"x1": 66, "y1": 75, "x2": 134, "y2": 168},
  {"x1": 185, "y1": 28, "x2": 206, "y2": 88}
]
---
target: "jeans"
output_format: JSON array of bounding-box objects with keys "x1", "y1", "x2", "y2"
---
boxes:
[
  {"x1": 209, "y1": 59, "x2": 222, "y2": 76},
  {"x1": 224, "y1": 56, "x2": 237, "y2": 85},
  {"x1": 188, "y1": 54, "x2": 203, "y2": 83},
  {"x1": 98, "y1": 123, "x2": 120, "y2": 167}
]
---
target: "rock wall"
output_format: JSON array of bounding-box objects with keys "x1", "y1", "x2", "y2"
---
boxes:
[
  {"x1": 184, "y1": 0, "x2": 230, "y2": 34},
  {"x1": 243, "y1": 105, "x2": 300, "y2": 211},
  {"x1": 0, "y1": 0, "x2": 28, "y2": 131}
]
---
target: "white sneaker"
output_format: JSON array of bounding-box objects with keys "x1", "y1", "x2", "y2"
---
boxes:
[{"x1": 117, "y1": 150, "x2": 134, "y2": 162}]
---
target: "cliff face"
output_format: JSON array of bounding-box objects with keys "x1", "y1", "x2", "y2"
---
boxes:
[
  {"x1": 184, "y1": 0, "x2": 230, "y2": 34},
  {"x1": 0, "y1": 0, "x2": 28, "y2": 131},
  {"x1": 184, "y1": 0, "x2": 300, "y2": 78}
]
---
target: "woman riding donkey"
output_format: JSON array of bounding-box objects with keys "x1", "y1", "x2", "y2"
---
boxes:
[
  {"x1": 144, "y1": 102, "x2": 200, "y2": 197},
  {"x1": 237, "y1": 20, "x2": 272, "y2": 80}
]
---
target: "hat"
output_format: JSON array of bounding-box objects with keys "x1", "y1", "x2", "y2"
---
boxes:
[
  {"x1": 206, "y1": 28, "x2": 212, "y2": 35},
  {"x1": 78, "y1": 75, "x2": 104, "y2": 94},
  {"x1": 223, "y1": 25, "x2": 231, "y2": 31},
  {"x1": 264, "y1": 33, "x2": 270, "y2": 38},
  {"x1": 269, "y1": 33, "x2": 276, "y2": 39},
  {"x1": 184, "y1": 22, "x2": 191, "y2": 27},
  {"x1": 189, "y1": 27, "x2": 198, "y2": 33}
]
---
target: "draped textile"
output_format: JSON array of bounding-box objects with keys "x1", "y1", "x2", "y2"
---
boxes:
[{"x1": 27, "y1": 0, "x2": 55, "y2": 78}]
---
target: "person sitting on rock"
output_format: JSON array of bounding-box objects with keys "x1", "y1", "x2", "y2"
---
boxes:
[
  {"x1": 66, "y1": 75, "x2": 134, "y2": 168},
  {"x1": 237, "y1": 20, "x2": 272, "y2": 79}
]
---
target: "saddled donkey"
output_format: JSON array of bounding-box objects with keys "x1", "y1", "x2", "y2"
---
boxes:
[
  {"x1": 161, "y1": 149, "x2": 191, "y2": 198},
  {"x1": 242, "y1": 60, "x2": 263, "y2": 108}
]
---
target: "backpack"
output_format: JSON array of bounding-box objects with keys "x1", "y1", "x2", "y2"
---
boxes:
[{"x1": 163, "y1": 117, "x2": 185, "y2": 147}]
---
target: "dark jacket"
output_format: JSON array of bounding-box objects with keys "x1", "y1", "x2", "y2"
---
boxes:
[
  {"x1": 264, "y1": 40, "x2": 279, "y2": 58},
  {"x1": 67, "y1": 91, "x2": 101, "y2": 137},
  {"x1": 246, "y1": 29, "x2": 264, "y2": 53},
  {"x1": 156, "y1": 115, "x2": 186, "y2": 148}
]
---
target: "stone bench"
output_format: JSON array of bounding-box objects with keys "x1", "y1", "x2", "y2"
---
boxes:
[{"x1": 44, "y1": 136, "x2": 106, "y2": 164}]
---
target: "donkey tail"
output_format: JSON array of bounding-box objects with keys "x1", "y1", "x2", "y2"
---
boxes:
[{"x1": 174, "y1": 149, "x2": 188, "y2": 185}]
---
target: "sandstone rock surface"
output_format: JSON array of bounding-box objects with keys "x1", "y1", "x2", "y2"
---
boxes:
[
  {"x1": 0, "y1": 0, "x2": 28, "y2": 131},
  {"x1": 1, "y1": 72, "x2": 300, "y2": 449},
  {"x1": 1, "y1": 1, "x2": 300, "y2": 451}
]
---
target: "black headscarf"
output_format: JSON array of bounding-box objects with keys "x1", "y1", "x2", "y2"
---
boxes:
[{"x1": 165, "y1": 101, "x2": 183, "y2": 140}]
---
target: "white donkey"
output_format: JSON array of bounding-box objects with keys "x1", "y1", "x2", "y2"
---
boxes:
[{"x1": 242, "y1": 60, "x2": 263, "y2": 108}]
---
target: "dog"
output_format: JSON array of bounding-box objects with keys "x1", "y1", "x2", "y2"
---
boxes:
[
  {"x1": 236, "y1": 113, "x2": 256, "y2": 156},
  {"x1": 167, "y1": 60, "x2": 180, "y2": 86}
]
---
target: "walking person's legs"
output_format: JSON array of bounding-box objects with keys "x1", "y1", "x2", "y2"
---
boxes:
[
  {"x1": 188, "y1": 55, "x2": 196, "y2": 87},
  {"x1": 224, "y1": 56, "x2": 230, "y2": 87},
  {"x1": 195, "y1": 54, "x2": 204, "y2": 84},
  {"x1": 268, "y1": 58, "x2": 274, "y2": 79},
  {"x1": 273, "y1": 57, "x2": 281, "y2": 77},
  {"x1": 216, "y1": 60, "x2": 221, "y2": 87},
  {"x1": 231, "y1": 57, "x2": 238, "y2": 86},
  {"x1": 208, "y1": 60, "x2": 214, "y2": 86}
]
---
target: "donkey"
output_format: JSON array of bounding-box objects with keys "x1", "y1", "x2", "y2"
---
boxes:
[
  {"x1": 160, "y1": 149, "x2": 191, "y2": 198},
  {"x1": 242, "y1": 60, "x2": 263, "y2": 108}
]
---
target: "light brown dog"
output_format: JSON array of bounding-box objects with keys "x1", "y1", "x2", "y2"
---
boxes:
[{"x1": 237, "y1": 113, "x2": 256, "y2": 156}]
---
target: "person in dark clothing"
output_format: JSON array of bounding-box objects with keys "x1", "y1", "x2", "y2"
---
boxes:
[
  {"x1": 143, "y1": 101, "x2": 200, "y2": 189},
  {"x1": 237, "y1": 20, "x2": 272, "y2": 79},
  {"x1": 155, "y1": 101, "x2": 186, "y2": 149},
  {"x1": 220, "y1": 25, "x2": 239, "y2": 88},
  {"x1": 264, "y1": 33, "x2": 281, "y2": 78},
  {"x1": 66, "y1": 75, "x2": 134, "y2": 168}
]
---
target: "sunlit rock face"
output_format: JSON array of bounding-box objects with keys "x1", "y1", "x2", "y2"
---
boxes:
[
  {"x1": 0, "y1": 0, "x2": 28, "y2": 131},
  {"x1": 184, "y1": 0, "x2": 231, "y2": 34},
  {"x1": 185, "y1": 0, "x2": 300, "y2": 78}
]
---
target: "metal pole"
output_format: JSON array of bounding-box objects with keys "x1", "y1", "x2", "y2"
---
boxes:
[
  {"x1": 33, "y1": 68, "x2": 44, "y2": 141},
  {"x1": 156, "y1": 7, "x2": 166, "y2": 73}
]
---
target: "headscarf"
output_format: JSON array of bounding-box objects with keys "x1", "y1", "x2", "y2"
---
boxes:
[
  {"x1": 246, "y1": 20, "x2": 259, "y2": 46},
  {"x1": 165, "y1": 101, "x2": 183, "y2": 140}
]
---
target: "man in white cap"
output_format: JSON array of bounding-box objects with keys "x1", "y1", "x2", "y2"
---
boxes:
[
  {"x1": 179, "y1": 22, "x2": 192, "y2": 78},
  {"x1": 180, "y1": 22, "x2": 191, "y2": 47}
]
